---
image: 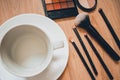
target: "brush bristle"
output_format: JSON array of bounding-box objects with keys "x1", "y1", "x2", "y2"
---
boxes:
[
  {"x1": 74, "y1": 13, "x2": 88, "y2": 27},
  {"x1": 69, "y1": 37, "x2": 74, "y2": 43},
  {"x1": 72, "y1": 26, "x2": 76, "y2": 29},
  {"x1": 84, "y1": 33, "x2": 87, "y2": 36}
]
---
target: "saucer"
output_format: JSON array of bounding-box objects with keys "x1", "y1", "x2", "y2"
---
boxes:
[{"x1": 0, "y1": 14, "x2": 69, "y2": 80}]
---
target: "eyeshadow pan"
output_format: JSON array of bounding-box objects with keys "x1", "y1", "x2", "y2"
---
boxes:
[
  {"x1": 53, "y1": 3, "x2": 61, "y2": 10},
  {"x1": 60, "y1": 0, "x2": 66, "y2": 2},
  {"x1": 46, "y1": 4, "x2": 54, "y2": 11},
  {"x1": 45, "y1": 0, "x2": 52, "y2": 4},
  {"x1": 67, "y1": 1, "x2": 74, "y2": 8},
  {"x1": 66, "y1": 0, "x2": 73, "y2": 1},
  {"x1": 61, "y1": 2, "x2": 67, "y2": 9},
  {"x1": 52, "y1": 0, "x2": 60, "y2": 3}
]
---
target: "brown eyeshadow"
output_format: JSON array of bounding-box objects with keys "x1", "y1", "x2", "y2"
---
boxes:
[
  {"x1": 45, "y1": 0, "x2": 52, "y2": 4},
  {"x1": 45, "y1": 0, "x2": 75, "y2": 10},
  {"x1": 53, "y1": 3, "x2": 61, "y2": 10},
  {"x1": 61, "y1": 2, "x2": 67, "y2": 9},
  {"x1": 67, "y1": 1, "x2": 74, "y2": 8},
  {"x1": 53, "y1": 0, "x2": 60, "y2": 3},
  {"x1": 60, "y1": 0, "x2": 66, "y2": 2},
  {"x1": 67, "y1": 0, "x2": 73, "y2": 1},
  {"x1": 46, "y1": 4, "x2": 54, "y2": 11}
]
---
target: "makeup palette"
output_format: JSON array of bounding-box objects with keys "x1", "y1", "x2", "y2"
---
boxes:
[{"x1": 42, "y1": 0, "x2": 78, "y2": 19}]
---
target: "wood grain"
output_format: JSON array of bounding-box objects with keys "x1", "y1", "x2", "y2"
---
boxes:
[{"x1": 0, "y1": 0, "x2": 120, "y2": 80}]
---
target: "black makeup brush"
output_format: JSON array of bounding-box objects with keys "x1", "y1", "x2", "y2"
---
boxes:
[
  {"x1": 84, "y1": 34, "x2": 113, "y2": 80},
  {"x1": 73, "y1": 27, "x2": 98, "y2": 75},
  {"x1": 74, "y1": 13, "x2": 120, "y2": 61},
  {"x1": 98, "y1": 8, "x2": 120, "y2": 49},
  {"x1": 69, "y1": 38, "x2": 95, "y2": 80}
]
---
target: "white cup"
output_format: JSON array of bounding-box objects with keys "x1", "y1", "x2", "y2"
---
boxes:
[{"x1": 0, "y1": 24, "x2": 64, "y2": 77}]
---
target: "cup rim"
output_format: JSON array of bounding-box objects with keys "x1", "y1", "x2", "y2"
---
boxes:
[{"x1": 0, "y1": 24, "x2": 54, "y2": 77}]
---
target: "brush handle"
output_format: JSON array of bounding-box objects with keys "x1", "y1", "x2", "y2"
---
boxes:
[
  {"x1": 73, "y1": 28, "x2": 98, "y2": 75},
  {"x1": 85, "y1": 35, "x2": 113, "y2": 80},
  {"x1": 98, "y1": 8, "x2": 120, "y2": 49},
  {"x1": 71, "y1": 41, "x2": 95, "y2": 80},
  {"x1": 86, "y1": 24, "x2": 119, "y2": 61}
]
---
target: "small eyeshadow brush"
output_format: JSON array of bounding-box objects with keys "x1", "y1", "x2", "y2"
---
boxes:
[
  {"x1": 84, "y1": 34, "x2": 113, "y2": 80},
  {"x1": 98, "y1": 8, "x2": 120, "y2": 49},
  {"x1": 73, "y1": 27, "x2": 98, "y2": 76},
  {"x1": 69, "y1": 38, "x2": 95, "y2": 80},
  {"x1": 74, "y1": 13, "x2": 120, "y2": 61}
]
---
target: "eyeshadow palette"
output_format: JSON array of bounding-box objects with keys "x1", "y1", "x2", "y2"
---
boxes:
[{"x1": 42, "y1": 0, "x2": 78, "y2": 19}]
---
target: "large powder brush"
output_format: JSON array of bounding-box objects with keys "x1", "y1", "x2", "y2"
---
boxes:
[{"x1": 74, "y1": 13, "x2": 120, "y2": 61}]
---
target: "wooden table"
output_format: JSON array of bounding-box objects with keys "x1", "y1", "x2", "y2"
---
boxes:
[{"x1": 0, "y1": 0, "x2": 120, "y2": 80}]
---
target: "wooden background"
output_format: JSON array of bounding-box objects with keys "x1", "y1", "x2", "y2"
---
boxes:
[{"x1": 0, "y1": 0, "x2": 120, "y2": 80}]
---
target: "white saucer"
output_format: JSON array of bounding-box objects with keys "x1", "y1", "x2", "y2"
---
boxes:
[{"x1": 0, "y1": 14, "x2": 69, "y2": 80}]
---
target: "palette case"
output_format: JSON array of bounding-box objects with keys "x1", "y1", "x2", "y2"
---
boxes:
[{"x1": 42, "y1": 0, "x2": 78, "y2": 19}]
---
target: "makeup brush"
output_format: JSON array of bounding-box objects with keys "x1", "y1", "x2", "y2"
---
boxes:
[
  {"x1": 73, "y1": 27, "x2": 98, "y2": 75},
  {"x1": 69, "y1": 37, "x2": 95, "y2": 80},
  {"x1": 98, "y1": 8, "x2": 120, "y2": 49},
  {"x1": 74, "y1": 13, "x2": 120, "y2": 61},
  {"x1": 84, "y1": 34, "x2": 113, "y2": 80}
]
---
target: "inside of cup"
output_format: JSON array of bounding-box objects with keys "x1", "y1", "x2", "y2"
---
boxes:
[{"x1": 0, "y1": 25, "x2": 52, "y2": 77}]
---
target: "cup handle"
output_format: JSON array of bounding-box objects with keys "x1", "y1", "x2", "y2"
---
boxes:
[{"x1": 53, "y1": 41, "x2": 64, "y2": 50}]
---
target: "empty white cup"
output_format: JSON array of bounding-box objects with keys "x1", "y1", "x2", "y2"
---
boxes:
[{"x1": 0, "y1": 24, "x2": 64, "y2": 77}]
